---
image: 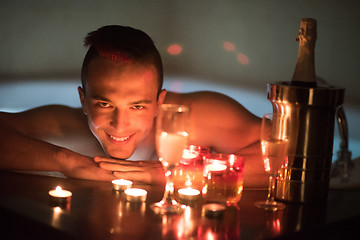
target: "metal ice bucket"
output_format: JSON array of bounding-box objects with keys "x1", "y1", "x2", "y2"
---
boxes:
[{"x1": 268, "y1": 82, "x2": 344, "y2": 203}]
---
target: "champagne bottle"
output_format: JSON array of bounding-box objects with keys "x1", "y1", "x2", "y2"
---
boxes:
[{"x1": 291, "y1": 18, "x2": 317, "y2": 87}]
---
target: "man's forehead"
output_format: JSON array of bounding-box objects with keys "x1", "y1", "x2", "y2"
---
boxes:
[{"x1": 88, "y1": 58, "x2": 158, "y2": 82}]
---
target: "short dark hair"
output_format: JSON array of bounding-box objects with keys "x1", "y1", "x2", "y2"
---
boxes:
[{"x1": 81, "y1": 25, "x2": 163, "y2": 96}]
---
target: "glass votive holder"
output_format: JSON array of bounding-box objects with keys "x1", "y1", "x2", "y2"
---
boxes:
[
  {"x1": 175, "y1": 145, "x2": 210, "y2": 194},
  {"x1": 202, "y1": 153, "x2": 245, "y2": 206},
  {"x1": 180, "y1": 145, "x2": 211, "y2": 165}
]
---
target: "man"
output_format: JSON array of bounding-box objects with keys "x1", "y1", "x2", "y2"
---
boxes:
[{"x1": 0, "y1": 25, "x2": 266, "y2": 187}]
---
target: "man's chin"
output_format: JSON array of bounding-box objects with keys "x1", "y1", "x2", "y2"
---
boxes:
[{"x1": 105, "y1": 150, "x2": 133, "y2": 160}]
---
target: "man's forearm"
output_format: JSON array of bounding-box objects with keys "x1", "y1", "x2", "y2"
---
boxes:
[
  {"x1": 0, "y1": 123, "x2": 115, "y2": 181},
  {"x1": 0, "y1": 122, "x2": 65, "y2": 172}
]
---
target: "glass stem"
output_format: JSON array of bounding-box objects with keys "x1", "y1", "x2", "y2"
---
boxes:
[
  {"x1": 266, "y1": 175, "x2": 276, "y2": 203},
  {"x1": 162, "y1": 165, "x2": 176, "y2": 204}
]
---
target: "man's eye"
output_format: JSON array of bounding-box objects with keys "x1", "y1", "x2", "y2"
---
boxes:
[
  {"x1": 98, "y1": 102, "x2": 111, "y2": 108},
  {"x1": 132, "y1": 105, "x2": 144, "y2": 110}
]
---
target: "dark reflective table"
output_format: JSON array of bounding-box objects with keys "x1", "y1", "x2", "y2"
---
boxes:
[{"x1": 0, "y1": 170, "x2": 359, "y2": 240}]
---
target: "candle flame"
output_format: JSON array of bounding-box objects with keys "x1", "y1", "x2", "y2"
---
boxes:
[
  {"x1": 55, "y1": 186, "x2": 62, "y2": 192},
  {"x1": 185, "y1": 176, "x2": 192, "y2": 187},
  {"x1": 229, "y1": 154, "x2": 235, "y2": 166}
]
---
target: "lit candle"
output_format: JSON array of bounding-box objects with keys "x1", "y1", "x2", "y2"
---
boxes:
[
  {"x1": 178, "y1": 187, "x2": 201, "y2": 201},
  {"x1": 49, "y1": 186, "x2": 72, "y2": 198},
  {"x1": 182, "y1": 149, "x2": 197, "y2": 159},
  {"x1": 49, "y1": 186, "x2": 72, "y2": 206},
  {"x1": 205, "y1": 162, "x2": 227, "y2": 172},
  {"x1": 112, "y1": 179, "x2": 133, "y2": 191},
  {"x1": 204, "y1": 162, "x2": 227, "y2": 178},
  {"x1": 124, "y1": 188, "x2": 147, "y2": 202}
]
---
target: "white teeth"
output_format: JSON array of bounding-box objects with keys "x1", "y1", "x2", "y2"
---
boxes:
[{"x1": 110, "y1": 135, "x2": 130, "y2": 142}]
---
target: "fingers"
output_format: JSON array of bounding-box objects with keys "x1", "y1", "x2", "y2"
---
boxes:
[
  {"x1": 113, "y1": 170, "x2": 165, "y2": 186},
  {"x1": 94, "y1": 156, "x2": 162, "y2": 168},
  {"x1": 93, "y1": 157, "x2": 165, "y2": 185},
  {"x1": 98, "y1": 162, "x2": 150, "y2": 172},
  {"x1": 113, "y1": 171, "x2": 152, "y2": 184}
]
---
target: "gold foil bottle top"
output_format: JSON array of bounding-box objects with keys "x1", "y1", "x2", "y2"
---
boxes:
[
  {"x1": 298, "y1": 18, "x2": 317, "y2": 45},
  {"x1": 291, "y1": 18, "x2": 317, "y2": 86}
]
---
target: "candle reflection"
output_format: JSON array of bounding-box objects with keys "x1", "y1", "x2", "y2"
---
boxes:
[
  {"x1": 268, "y1": 211, "x2": 282, "y2": 234},
  {"x1": 109, "y1": 200, "x2": 147, "y2": 235},
  {"x1": 256, "y1": 211, "x2": 284, "y2": 239},
  {"x1": 109, "y1": 201, "x2": 124, "y2": 234},
  {"x1": 197, "y1": 205, "x2": 241, "y2": 239},
  {"x1": 51, "y1": 206, "x2": 62, "y2": 228},
  {"x1": 161, "y1": 206, "x2": 200, "y2": 239},
  {"x1": 177, "y1": 206, "x2": 197, "y2": 239}
]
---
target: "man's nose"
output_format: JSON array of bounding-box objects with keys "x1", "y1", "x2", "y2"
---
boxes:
[{"x1": 110, "y1": 108, "x2": 130, "y2": 129}]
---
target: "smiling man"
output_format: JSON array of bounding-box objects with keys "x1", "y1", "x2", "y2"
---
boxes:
[
  {"x1": 79, "y1": 58, "x2": 164, "y2": 160},
  {"x1": 0, "y1": 25, "x2": 266, "y2": 187}
]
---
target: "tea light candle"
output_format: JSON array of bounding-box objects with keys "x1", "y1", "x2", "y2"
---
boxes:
[
  {"x1": 205, "y1": 163, "x2": 227, "y2": 172},
  {"x1": 204, "y1": 162, "x2": 227, "y2": 177},
  {"x1": 112, "y1": 179, "x2": 133, "y2": 191},
  {"x1": 202, "y1": 203, "x2": 226, "y2": 218},
  {"x1": 49, "y1": 186, "x2": 72, "y2": 198},
  {"x1": 178, "y1": 187, "x2": 201, "y2": 201},
  {"x1": 182, "y1": 149, "x2": 197, "y2": 159},
  {"x1": 124, "y1": 188, "x2": 147, "y2": 202},
  {"x1": 49, "y1": 186, "x2": 72, "y2": 204}
]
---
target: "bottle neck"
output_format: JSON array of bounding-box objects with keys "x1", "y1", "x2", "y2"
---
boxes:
[
  {"x1": 291, "y1": 43, "x2": 316, "y2": 86},
  {"x1": 291, "y1": 18, "x2": 317, "y2": 86}
]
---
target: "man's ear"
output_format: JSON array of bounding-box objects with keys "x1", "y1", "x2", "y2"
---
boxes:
[
  {"x1": 78, "y1": 86, "x2": 87, "y2": 115},
  {"x1": 156, "y1": 89, "x2": 167, "y2": 116}
]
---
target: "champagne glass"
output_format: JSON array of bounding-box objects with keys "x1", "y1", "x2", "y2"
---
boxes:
[
  {"x1": 255, "y1": 113, "x2": 289, "y2": 211},
  {"x1": 151, "y1": 104, "x2": 190, "y2": 214}
]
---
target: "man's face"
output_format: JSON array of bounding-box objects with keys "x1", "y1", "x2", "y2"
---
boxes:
[{"x1": 79, "y1": 58, "x2": 166, "y2": 159}]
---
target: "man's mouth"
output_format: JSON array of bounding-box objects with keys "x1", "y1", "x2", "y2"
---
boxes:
[
  {"x1": 107, "y1": 133, "x2": 134, "y2": 144},
  {"x1": 110, "y1": 135, "x2": 130, "y2": 142}
]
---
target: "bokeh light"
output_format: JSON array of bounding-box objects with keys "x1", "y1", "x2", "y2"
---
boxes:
[
  {"x1": 223, "y1": 41, "x2": 236, "y2": 51},
  {"x1": 237, "y1": 53, "x2": 249, "y2": 65},
  {"x1": 167, "y1": 44, "x2": 182, "y2": 55}
]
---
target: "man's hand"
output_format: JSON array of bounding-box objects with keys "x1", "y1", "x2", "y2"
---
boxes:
[
  {"x1": 59, "y1": 150, "x2": 115, "y2": 182},
  {"x1": 94, "y1": 157, "x2": 165, "y2": 185}
]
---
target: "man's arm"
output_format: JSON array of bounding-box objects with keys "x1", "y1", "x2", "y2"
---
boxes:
[{"x1": 0, "y1": 106, "x2": 114, "y2": 181}]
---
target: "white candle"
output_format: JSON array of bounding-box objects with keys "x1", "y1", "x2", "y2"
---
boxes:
[
  {"x1": 124, "y1": 188, "x2": 147, "y2": 202},
  {"x1": 178, "y1": 187, "x2": 201, "y2": 201},
  {"x1": 49, "y1": 186, "x2": 72, "y2": 207},
  {"x1": 49, "y1": 186, "x2": 72, "y2": 198},
  {"x1": 112, "y1": 179, "x2": 133, "y2": 191},
  {"x1": 204, "y1": 162, "x2": 227, "y2": 177},
  {"x1": 205, "y1": 162, "x2": 227, "y2": 172},
  {"x1": 182, "y1": 149, "x2": 197, "y2": 159}
]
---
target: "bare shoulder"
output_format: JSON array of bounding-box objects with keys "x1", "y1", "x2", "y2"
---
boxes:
[
  {"x1": 166, "y1": 90, "x2": 241, "y2": 104},
  {"x1": 165, "y1": 91, "x2": 261, "y2": 152},
  {"x1": 165, "y1": 91, "x2": 257, "y2": 120},
  {"x1": 0, "y1": 105, "x2": 87, "y2": 139}
]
